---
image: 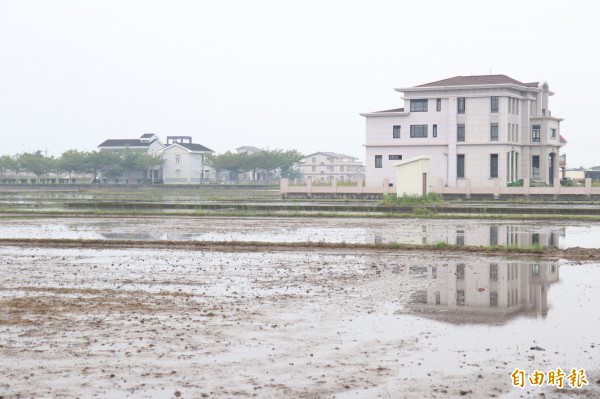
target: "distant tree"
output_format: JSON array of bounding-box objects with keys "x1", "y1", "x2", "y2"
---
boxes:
[
  {"x1": 18, "y1": 151, "x2": 56, "y2": 180},
  {"x1": 0, "y1": 155, "x2": 15, "y2": 179},
  {"x1": 133, "y1": 152, "x2": 164, "y2": 182},
  {"x1": 279, "y1": 149, "x2": 304, "y2": 179},
  {"x1": 59, "y1": 149, "x2": 87, "y2": 179}
]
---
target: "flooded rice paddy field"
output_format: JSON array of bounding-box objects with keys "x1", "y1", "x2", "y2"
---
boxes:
[
  {"x1": 1, "y1": 216, "x2": 600, "y2": 249},
  {"x1": 1, "y1": 246, "x2": 599, "y2": 398}
]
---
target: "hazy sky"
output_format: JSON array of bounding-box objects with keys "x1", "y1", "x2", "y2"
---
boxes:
[{"x1": 1, "y1": 0, "x2": 599, "y2": 167}]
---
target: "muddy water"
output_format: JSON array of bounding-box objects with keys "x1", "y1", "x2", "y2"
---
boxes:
[
  {"x1": 1, "y1": 216, "x2": 600, "y2": 248},
  {"x1": 1, "y1": 246, "x2": 599, "y2": 398}
]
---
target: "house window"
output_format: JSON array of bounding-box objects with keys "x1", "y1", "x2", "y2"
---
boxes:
[
  {"x1": 432, "y1": 266, "x2": 437, "y2": 279},
  {"x1": 532, "y1": 125, "x2": 541, "y2": 142},
  {"x1": 175, "y1": 169, "x2": 181, "y2": 178},
  {"x1": 490, "y1": 226, "x2": 498, "y2": 246},
  {"x1": 551, "y1": 128, "x2": 556, "y2": 138},
  {"x1": 490, "y1": 292, "x2": 498, "y2": 307},
  {"x1": 457, "y1": 97, "x2": 465, "y2": 114},
  {"x1": 312, "y1": 166, "x2": 316, "y2": 172},
  {"x1": 490, "y1": 154, "x2": 498, "y2": 178},
  {"x1": 327, "y1": 166, "x2": 334, "y2": 171},
  {"x1": 393, "y1": 125, "x2": 401, "y2": 138},
  {"x1": 389, "y1": 155, "x2": 402, "y2": 160},
  {"x1": 456, "y1": 264, "x2": 465, "y2": 279},
  {"x1": 375, "y1": 155, "x2": 382, "y2": 168},
  {"x1": 435, "y1": 291, "x2": 441, "y2": 305},
  {"x1": 340, "y1": 166, "x2": 344, "y2": 172},
  {"x1": 457, "y1": 154, "x2": 465, "y2": 178},
  {"x1": 490, "y1": 263, "x2": 498, "y2": 281},
  {"x1": 457, "y1": 290, "x2": 465, "y2": 306},
  {"x1": 491, "y1": 96, "x2": 499, "y2": 113},
  {"x1": 410, "y1": 125, "x2": 428, "y2": 138},
  {"x1": 175, "y1": 155, "x2": 181, "y2": 164},
  {"x1": 436, "y1": 98, "x2": 441, "y2": 111},
  {"x1": 457, "y1": 124, "x2": 465, "y2": 142},
  {"x1": 456, "y1": 230, "x2": 465, "y2": 246},
  {"x1": 410, "y1": 99, "x2": 428, "y2": 112},
  {"x1": 490, "y1": 123, "x2": 498, "y2": 141},
  {"x1": 433, "y1": 124, "x2": 437, "y2": 138},
  {"x1": 311, "y1": 157, "x2": 316, "y2": 163},
  {"x1": 532, "y1": 155, "x2": 540, "y2": 177}
]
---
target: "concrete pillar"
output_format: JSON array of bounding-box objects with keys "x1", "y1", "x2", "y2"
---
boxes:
[
  {"x1": 357, "y1": 178, "x2": 364, "y2": 194},
  {"x1": 585, "y1": 178, "x2": 592, "y2": 196},
  {"x1": 280, "y1": 178, "x2": 289, "y2": 194},
  {"x1": 494, "y1": 178, "x2": 501, "y2": 198},
  {"x1": 307, "y1": 177, "x2": 313, "y2": 197},
  {"x1": 332, "y1": 178, "x2": 338, "y2": 194},
  {"x1": 553, "y1": 177, "x2": 560, "y2": 195},
  {"x1": 523, "y1": 178, "x2": 530, "y2": 196},
  {"x1": 383, "y1": 178, "x2": 389, "y2": 195},
  {"x1": 465, "y1": 178, "x2": 471, "y2": 199}
]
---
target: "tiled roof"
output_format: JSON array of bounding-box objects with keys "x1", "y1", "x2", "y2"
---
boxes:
[
  {"x1": 140, "y1": 133, "x2": 156, "y2": 138},
  {"x1": 416, "y1": 74, "x2": 532, "y2": 88},
  {"x1": 166, "y1": 142, "x2": 213, "y2": 152},
  {"x1": 98, "y1": 139, "x2": 157, "y2": 147},
  {"x1": 305, "y1": 152, "x2": 358, "y2": 160},
  {"x1": 560, "y1": 135, "x2": 567, "y2": 144},
  {"x1": 374, "y1": 108, "x2": 405, "y2": 113}
]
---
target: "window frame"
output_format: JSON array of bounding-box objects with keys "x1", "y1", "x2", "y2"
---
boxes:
[
  {"x1": 490, "y1": 154, "x2": 499, "y2": 178},
  {"x1": 433, "y1": 124, "x2": 437, "y2": 138},
  {"x1": 436, "y1": 98, "x2": 441, "y2": 112},
  {"x1": 457, "y1": 97, "x2": 465, "y2": 114},
  {"x1": 392, "y1": 125, "x2": 401, "y2": 139},
  {"x1": 532, "y1": 125, "x2": 541, "y2": 142},
  {"x1": 388, "y1": 155, "x2": 402, "y2": 160},
  {"x1": 491, "y1": 96, "x2": 499, "y2": 113},
  {"x1": 457, "y1": 124, "x2": 465, "y2": 142},
  {"x1": 410, "y1": 125, "x2": 428, "y2": 138},
  {"x1": 410, "y1": 99, "x2": 428, "y2": 112},
  {"x1": 457, "y1": 154, "x2": 465, "y2": 178},
  {"x1": 490, "y1": 123, "x2": 499, "y2": 141},
  {"x1": 375, "y1": 155, "x2": 382, "y2": 168}
]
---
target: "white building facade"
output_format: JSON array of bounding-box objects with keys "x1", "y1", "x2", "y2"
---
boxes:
[
  {"x1": 362, "y1": 75, "x2": 566, "y2": 188},
  {"x1": 161, "y1": 136, "x2": 214, "y2": 184},
  {"x1": 299, "y1": 152, "x2": 364, "y2": 182}
]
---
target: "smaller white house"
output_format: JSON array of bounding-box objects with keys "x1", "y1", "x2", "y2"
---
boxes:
[
  {"x1": 394, "y1": 156, "x2": 430, "y2": 196},
  {"x1": 161, "y1": 136, "x2": 214, "y2": 184}
]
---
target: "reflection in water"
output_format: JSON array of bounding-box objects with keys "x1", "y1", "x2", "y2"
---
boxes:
[
  {"x1": 406, "y1": 261, "x2": 559, "y2": 324},
  {"x1": 367, "y1": 224, "x2": 566, "y2": 248}
]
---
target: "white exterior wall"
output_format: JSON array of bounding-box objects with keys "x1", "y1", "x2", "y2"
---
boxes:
[
  {"x1": 395, "y1": 157, "x2": 429, "y2": 196},
  {"x1": 299, "y1": 153, "x2": 363, "y2": 182},
  {"x1": 363, "y1": 81, "x2": 564, "y2": 188},
  {"x1": 162, "y1": 146, "x2": 213, "y2": 184}
]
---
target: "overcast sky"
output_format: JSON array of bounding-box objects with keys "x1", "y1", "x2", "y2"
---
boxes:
[{"x1": 1, "y1": 0, "x2": 598, "y2": 167}]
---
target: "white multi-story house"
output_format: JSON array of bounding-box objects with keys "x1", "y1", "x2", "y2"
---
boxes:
[
  {"x1": 299, "y1": 152, "x2": 364, "y2": 182},
  {"x1": 361, "y1": 75, "x2": 566, "y2": 188},
  {"x1": 161, "y1": 136, "x2": 214, "y2": 184}
]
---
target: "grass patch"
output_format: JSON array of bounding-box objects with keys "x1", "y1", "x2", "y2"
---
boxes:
[{"x1": 380, "y1": 193, "x2": 442, "y2": 206}]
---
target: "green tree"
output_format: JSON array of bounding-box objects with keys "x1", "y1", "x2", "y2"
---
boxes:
[
  {"x1": 59, "y1": 149, "x2": 87, "y2": 180},
  {"x1": 0, "y1": 155, "x2": 15, "y2": 179},
  {"x1": 279, "y1": 149, "x2": 304, "y2": 179},
  {"x1": 19, "y1": 151, "x2": 56, "y2": 181}
]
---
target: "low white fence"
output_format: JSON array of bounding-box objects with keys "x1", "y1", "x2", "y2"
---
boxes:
[{"x1": 281, "y1": 177, "x2": 600, "y2": 197}]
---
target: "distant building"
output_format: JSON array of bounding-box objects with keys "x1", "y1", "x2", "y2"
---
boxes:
[
  {"x1": 298, "y1": 152, "x2": 364, "y2": 182},
  {"x1": 97, "y1": 134, "x2": 214, "y2": 184},
  {"x1": 97, "y1": 133, "x2": 165, "y2": 183},
  {"x1": 161, "y1": 136, "x2": 214, "y2": 184},
  {"x1": 361, "y1": 75, "x2": 566, "y2": 188}
]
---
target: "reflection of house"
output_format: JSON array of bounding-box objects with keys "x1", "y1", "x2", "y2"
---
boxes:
[
  {"x1": 408, "y1": 261, "x2": 559, "y2": 323},
  {"x1": 361, "y1": 75, "x2": 566, "y2": 188},
  {"x1": 161, "y1": 136, "x2": 214, "y2": 184},
  {"x1": 367, "y1": 223, "x2": 565, "y2": 248},
  {"x1": 97, "y1": 133, "x2": 165, "y2": 183},
  {"x1": 298, "y1": 152, "x2": 364, "y2": 182}
]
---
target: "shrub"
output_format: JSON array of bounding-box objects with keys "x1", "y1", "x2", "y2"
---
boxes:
[{"x1": 380, "y1": 192, "x2": 442, "y2": 206}]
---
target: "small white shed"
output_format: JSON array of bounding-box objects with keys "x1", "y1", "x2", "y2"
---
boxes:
[{"x1": 393, "y1": 156, "x2": 430, "y2": 196}]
